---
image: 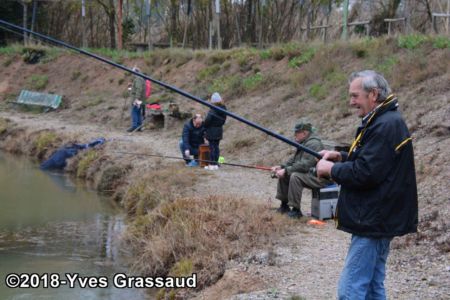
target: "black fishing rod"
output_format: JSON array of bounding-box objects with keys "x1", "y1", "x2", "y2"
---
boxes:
[
  {"x1": 112, "y1": 151, "x2": 272, "y2": 171},
  {"x1": 0, "y1": 19, "x2": 322, "y2": 159}
]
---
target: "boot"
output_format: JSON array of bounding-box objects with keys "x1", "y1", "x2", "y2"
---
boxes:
[
  {"x1": 288, "y1": 207, "x2": 303, "y2": 219},
  {"x1": 276, "y1": 203, "x2": 290, "y2": 214}
]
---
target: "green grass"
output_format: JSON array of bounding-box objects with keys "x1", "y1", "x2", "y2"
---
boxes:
[
  {"x1": 88, "y1": 47, "x2": 141, "y2": 63},
  {"x1": 325, "y1": 70, "x2": 346, "y2": 87},
  {"x1": 39, "y1": 47, "x2": 61, "y2": 63},
  {"x1": 197, "y1": 64, "x2": 221, "y2": 81},
  {"x1": 0, "y1": 44, "x2": 24, "y2": 55},
  {"x1": 242, "y1": 73, "x2": 263, "y2": 91},
  {"x1": 288, "y1": 47, "x2": 316, "y2": 68},
  {"x1": 309, "y1": 83, "x2": 327, "y2": 100},
  {"x1": 376, "y1": 55, "x2": 398, "y2": 76},
  {"x1": 208, "y1": 75, "x2": 241, "y2": 96},
  {"x1": 26, "y1": 74, "x2": 49, "y2": 90}
]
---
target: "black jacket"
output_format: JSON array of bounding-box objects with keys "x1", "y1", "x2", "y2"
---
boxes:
[
  {"x1": 181, "y1": 119, "x2": 205, "y2": 155},
  {"x1": 204, "y1": 104, "x2": 227, "y2": 141},
  {"x1": 331, "y1": 97, "x2": 418, "y2": 238}
]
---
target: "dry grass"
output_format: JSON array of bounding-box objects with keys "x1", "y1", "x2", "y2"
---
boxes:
[
  {"x1": 122, "y1": 165, "x2": 197, "y2": 216},
  {"x1": 0, "y1": 117, "x2": 9, "y2": 135},
  {"x1": 124, "y1": 195, "x2": 288, "y2": 294}
]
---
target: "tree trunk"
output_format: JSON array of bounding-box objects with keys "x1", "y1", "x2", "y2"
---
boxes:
[
  {"x1": 22, "y1": 1, "x2": 28, "y2": 45},
  {"x1": 117, "y1": 0, "x2": 123, "y2": 49},
  {"x1": 108, "y1": 0, "x2": 116, "y2": 48}
]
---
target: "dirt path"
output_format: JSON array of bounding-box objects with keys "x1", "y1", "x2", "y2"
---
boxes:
[{"x1": 2, "y1": 112, "x2": 449, "y2": 300}]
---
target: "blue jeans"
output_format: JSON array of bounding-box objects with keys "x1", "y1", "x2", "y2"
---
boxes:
[
  {"x1": 208, "y1": 140, "x2": 220, "y2": 165},
  {"x1": 338, "y1": 235, "x2": 392, "y2": 300},
  {"x1": 131, "y1": 105, "x2": 143, "y2": 129}
]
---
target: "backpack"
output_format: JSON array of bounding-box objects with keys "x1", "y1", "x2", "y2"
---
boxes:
[{"x1": 145, "y1": 80, "x2": 152, "y2": 98}]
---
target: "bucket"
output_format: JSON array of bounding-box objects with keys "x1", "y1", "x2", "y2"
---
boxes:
[{"x1": 198, "y1": 144, "x2": 210, "y2": 167}]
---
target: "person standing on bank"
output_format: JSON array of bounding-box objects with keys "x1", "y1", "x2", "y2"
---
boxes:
[
  {"x1": 127, "y1": 66, "x2": 146, "y2": 132},
  {"x1": 316, "y1": 70, "x2": 418, "y2": 300},
  {"x1": 179, "y1": 113, "x2": 205, "y2": 167},
  {"x1": 204, "y1": 92, "x2": 227, "y2": 170},
  {"x1": 272, "y1": 120, "x2": 331, "y2": 218}
]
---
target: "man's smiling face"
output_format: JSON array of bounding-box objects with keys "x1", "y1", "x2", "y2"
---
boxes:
[{"x1": 348, "y1": 77, "x2": 378, "y2": 118}]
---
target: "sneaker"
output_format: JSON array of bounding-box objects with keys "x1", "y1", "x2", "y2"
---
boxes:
[
  {"x1": 204, "y1": 165, "x2": 211, "y2": 170},
  {"x1": 187, "y1": 160, "x2": 199, "y2": 167},
  {"x1": 126, "y1": 127, "x2": 136, "y2": 132},
  {"x1": 211, "y1": 165, "x2": 219, "y2": 170},
  {"x1": 287, "y1": 208, "x2": 303, "y2": 219},
  {"x1": 276, "y1": 203, "x2": 290, "y2": 214}
]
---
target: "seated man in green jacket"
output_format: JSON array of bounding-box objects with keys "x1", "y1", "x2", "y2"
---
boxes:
[{"x1": 271, "y1": 120, "x2": 331, "y2": 218}]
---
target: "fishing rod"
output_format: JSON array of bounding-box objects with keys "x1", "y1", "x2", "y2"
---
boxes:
[
  {"x1": 112, "y1": 150, "x2": 272, "y2": 171},
  {"x1": 0, "y1": 19, "x2": 322, "y2": 159}
]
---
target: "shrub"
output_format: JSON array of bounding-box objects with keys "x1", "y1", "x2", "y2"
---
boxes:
[
  {"x1": 398, "y1": 34, "x2": 427, "y2": 50},
  {"x1": 432, "y1": 36, "x2": 450, "y2": 49},
  {"x1": 259, "y1": 49, "x2": 271, "y2": 60},
  {"x1": 207, "y1": 51, "x2": 230, "y2": 65},
  {"x1": 34, "y1": 131, "x2": 57, "y2": 154},
  {"x1": 197, "y1": 64, "x2": 221, "y2": 81}
]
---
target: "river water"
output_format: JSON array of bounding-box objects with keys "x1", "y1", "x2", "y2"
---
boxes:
[{"x1": 0, "y1": 152, "x2": 147, "y2": 300}]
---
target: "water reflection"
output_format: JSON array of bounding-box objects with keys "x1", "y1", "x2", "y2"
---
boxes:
[{"x1": 0, "y1": 152, "x2": 147, "y2": 299}]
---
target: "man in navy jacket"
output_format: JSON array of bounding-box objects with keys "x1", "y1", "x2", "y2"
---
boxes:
[
  {"x1": 180, "y1": 114, "x2": 205, "y2": 166},
  {"x1": 316, "y1": 70, "x2": 418, "y2": 300}
]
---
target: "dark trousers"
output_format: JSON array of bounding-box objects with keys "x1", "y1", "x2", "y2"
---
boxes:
[
  {"x1": 208, "y1": 140, "x2": 220, "y2": 165},
  {"x1": 131, "y1": 105, "x2": 143, "y2": 129},
  {"x1": 179, "y1": 140, "x2": 199, "y2": 163},
  {"x1": 276, "y1": 172, "x2": 330, "y2": 210}
]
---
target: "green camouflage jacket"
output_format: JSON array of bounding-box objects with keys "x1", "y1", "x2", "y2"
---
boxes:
[{"x1": 282, "y1": 133, "x2": 324, "y2": 176}]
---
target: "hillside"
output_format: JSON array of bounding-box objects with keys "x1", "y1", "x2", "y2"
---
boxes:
[{"x1": 0, "y1": 36, "x2": 449, "y2": 299}]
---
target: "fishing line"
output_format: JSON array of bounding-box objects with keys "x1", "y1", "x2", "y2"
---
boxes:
[{"x1": 112, "y1": 150, "x2": 272, "y2": 171}]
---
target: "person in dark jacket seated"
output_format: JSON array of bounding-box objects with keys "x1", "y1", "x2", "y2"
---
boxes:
[
  {"x1": 316, "y1": 70, "x2": 418, "y2": 300},
  {"x1": 179, "y1": 114, "x2": 205, "y2": 167},
  {"x1": 204, "y1": 92, "x2": 227, "y2": 170}
]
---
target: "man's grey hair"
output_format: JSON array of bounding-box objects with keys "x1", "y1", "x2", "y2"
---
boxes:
[{"x1": 349, "y1": 70, "x2": 392, "y2": 102}]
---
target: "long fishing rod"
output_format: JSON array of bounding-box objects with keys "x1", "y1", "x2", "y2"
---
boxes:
[
  {"x1": 0, "y1": 19, "x2": 322, "y2": 159},
  {"x1": 112, "y1": 150, "x2": 272, "y2": 171}
]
